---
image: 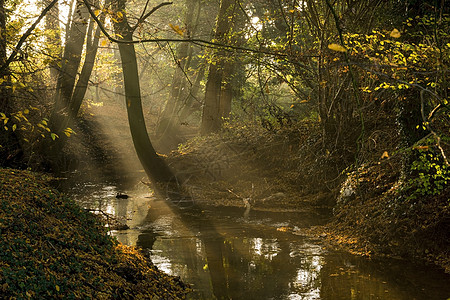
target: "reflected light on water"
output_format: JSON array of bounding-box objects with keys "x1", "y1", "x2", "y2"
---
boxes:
[
  {"x1": 151, "y1": 254, "x2": 173, "y2": 275},
  {"x1": 251, "y1": 238, "x2": 280, "y2": 260},
  {"x1": 196, "y1": 239, "x2": 203, "y2": 255},
  {"x1": 290, "y1": 255, "x2": 322, "y2": 299}
]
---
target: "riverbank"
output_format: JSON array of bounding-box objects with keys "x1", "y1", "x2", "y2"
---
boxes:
[
  {"x1": 321, "y1": 156, "x2": 450, "y2": 273},
  {"x1": 167, "y1": 121, "x2": 337, "y2": 210},
  {"x1": 0, "y1": 168, "x2": 190, "y2": 299},
  {"x1": 167, "y1": 120, "x2": 450, "y2": 273}
]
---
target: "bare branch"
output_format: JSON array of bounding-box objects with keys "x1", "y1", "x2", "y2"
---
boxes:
[
  {"x1": 428, "y1": 103, "x2": 442, "y2": 120},
  {"x1": 420, "y1": 90, "x2": 449, "y2": 166},
  {"x1": 132, "y1": 2, "x2": 173, "y2": 32},
  {"x1": 136, "y1": 0, "x2": 152, "y2": 26}
]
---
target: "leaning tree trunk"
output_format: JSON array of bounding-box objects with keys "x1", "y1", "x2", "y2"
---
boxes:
[
  {"x1": 69, "y1": 13, "x2": 103, "y2": 118},
  {"x1": 53, "y1": 0, "x2": 90, "y2": 116},
  {"x1": 113, "y1": 0, "x2": 174, "y2": 184}
]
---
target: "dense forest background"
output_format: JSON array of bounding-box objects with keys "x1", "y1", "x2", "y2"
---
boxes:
[{"x1": 0, "y1": 0, "x2": 449, "y2": 271}]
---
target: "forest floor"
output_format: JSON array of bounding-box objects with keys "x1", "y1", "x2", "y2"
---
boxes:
[{"x1": 0, "y1": 168, "x2": 190, "y2": 299}]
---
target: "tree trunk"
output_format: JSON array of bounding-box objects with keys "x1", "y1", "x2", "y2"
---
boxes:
[
  {"x1": 201, "y1": 61, "x2": 222, "y2": 133},
  {"x1": 48, "y1": 0, "x2": 90, "y2": 141},
  {"x1": 179, "y1": 64, "x2": 206, "y2": 122},
  {"x1": 69, "y1": 15, "x2": 103, "y2": 117},
  {"x1": 156, "y1": 0, "x2": 201, "y2": 146},
  {"x1": 113, "y1": 0, "x2": 174, "y2": 184},
  {"x1": 201, "y1": 0, "x2": 236, "y2": 134},
  {"x1": 56, "y1": 0, "x2": 89, "y2": 110},
  {"x1": 397, "y1": 90, "x2": 427, "y2": 180},
  {"x1": 0, "y1": 0, "x2": 23, "y2": 167},
  {"x1": 0, "y1": 0, "x2": 7, "y2": 107},
  {"x1": 113, "y1": 46, "x2": 125, "y2": 105},
  {"x1": 44, "y1": 0, "x2": 61, "y2": 82},
  {"x1": 219, "y1": 59, "x2": 234, "y2": 120},
  {"x1": 44, "y1": 0, "x2": 108, "y2": 161}
]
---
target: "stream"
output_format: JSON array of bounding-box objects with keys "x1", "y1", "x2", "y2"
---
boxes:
[{"x1": 58, "y1": 172, "x2": 450, "y2": 300}]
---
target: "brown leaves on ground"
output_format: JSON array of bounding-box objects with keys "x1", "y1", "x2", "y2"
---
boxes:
[
  {"x1": 328, "y1": 159, "x2": 450, "y2": 272},
  {"x1": 0, "y1": 168, "x2": 190, "y2": 299},
  {"x1": 167, "y1": 121, "x2": 336, "y2": 211}
]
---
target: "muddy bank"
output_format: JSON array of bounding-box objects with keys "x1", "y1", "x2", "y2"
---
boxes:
[{"x1": 0, "y1": 168, "x2": 190, "y2": 299}]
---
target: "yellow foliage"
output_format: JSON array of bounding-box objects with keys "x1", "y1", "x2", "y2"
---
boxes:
[
  {"x1": 328, "y1": 43, "x2": 347, "y2": 52},
  {"x1": 169, "y1": 23, "x2": 185, "y2": 36},
  {"x1": 389, "y1": 28, "x2": 401, "y2": 38}
]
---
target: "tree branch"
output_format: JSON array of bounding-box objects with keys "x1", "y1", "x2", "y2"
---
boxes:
[
  {"x1": 132, "y1": 2, "x2": 173, "y2": 32},
  {"x1": 81, "y1": 0, "x2": 319, "y2": 59},
  {"x1": 420, "y1": 90, "x2": 449, "y2": 166},
  {"x1": 0, "y1": 0, "x2": 59, "y2": 75}
]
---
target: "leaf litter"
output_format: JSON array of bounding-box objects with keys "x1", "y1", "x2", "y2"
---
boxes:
[{"x1": 0, "y1": 168, "x2": 190, "y2": 299}]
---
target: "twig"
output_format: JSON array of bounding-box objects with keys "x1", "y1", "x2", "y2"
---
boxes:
[
  {"x1": 85, "y1": 208, "x2": 112, "y2": 228},
  {"x1": 420, "y1": 90, "x2": 449, "y2": 166},
  {"x1": 47, "y1": 240, "x2": 59, "y2": 253},
  {"x1": 227, "y1": 188, "x2": 242, "y2": 199},
  {"x1": 0, "y1": 0, "x2": 59, "y2": 75},
  {"x1": 132, "y1": 2, "x2": 173, "y2": 32}
]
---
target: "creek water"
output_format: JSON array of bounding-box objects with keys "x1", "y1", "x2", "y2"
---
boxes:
[{"x1": 58, "y1": 173, "x2": 450, "y2": 300}]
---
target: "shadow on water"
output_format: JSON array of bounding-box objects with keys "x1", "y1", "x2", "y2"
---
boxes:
[{"x1": 60, "y1": 174, "x2": 450, "y2": 300}]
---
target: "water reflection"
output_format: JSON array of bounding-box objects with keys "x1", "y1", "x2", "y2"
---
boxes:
[
  {"x1": 251, "y1": 238, "x2": 280, "y2": 259},
  {"x1": 63, "y1": 179, "x2": 450, "y2": 300}
]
